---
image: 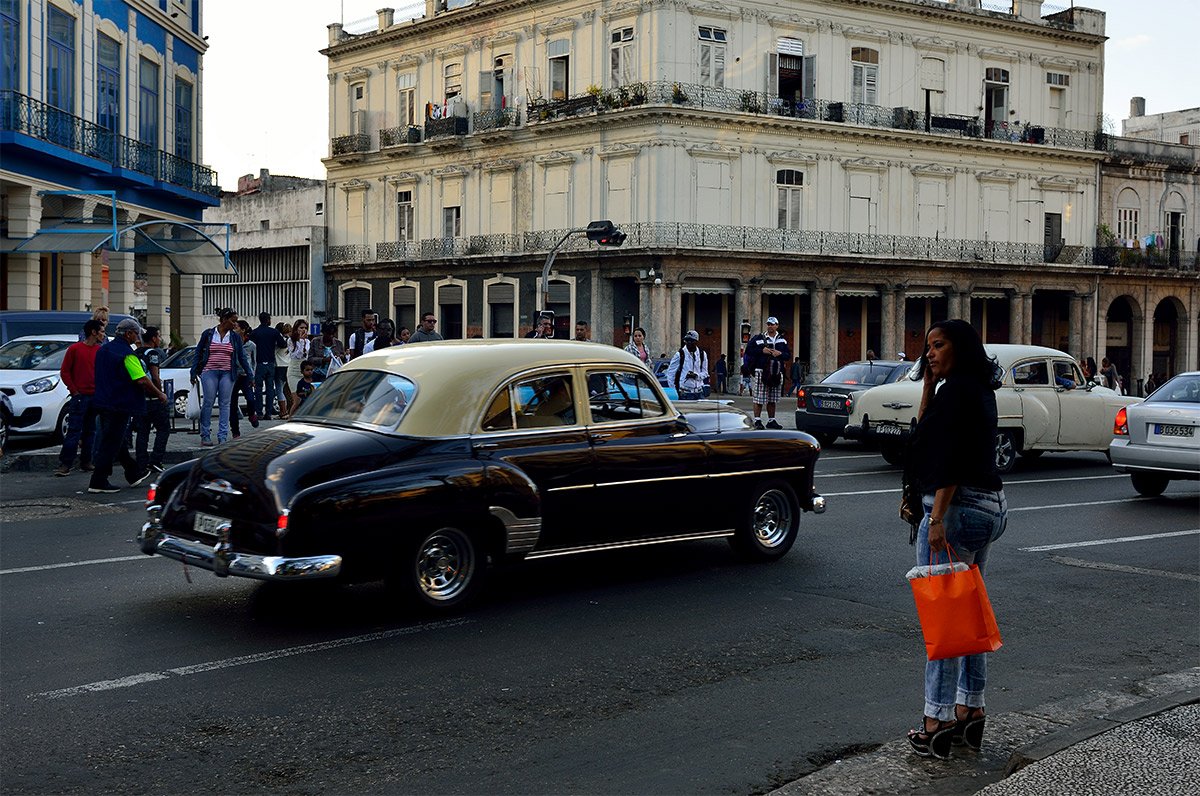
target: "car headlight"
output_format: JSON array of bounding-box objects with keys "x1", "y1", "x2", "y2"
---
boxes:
[{"x1": 22, "y1": 376, "x2": 59, "y2": 394}]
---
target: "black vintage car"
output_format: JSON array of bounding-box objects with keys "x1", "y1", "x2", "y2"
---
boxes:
[
  {"x1": 139, "y1": 341, "x2": 826, "y2": 611},
  {"x1": 794, "y1": 359, "x2": 911, "y2": 447}
]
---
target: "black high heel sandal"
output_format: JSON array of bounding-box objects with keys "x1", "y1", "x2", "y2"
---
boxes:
[
  {"x1": 907, "y1": 718, "x2": 956, "y2": 759},
  {"x1": 951, "y1": 710, "x2": 986, "y2": 749}
]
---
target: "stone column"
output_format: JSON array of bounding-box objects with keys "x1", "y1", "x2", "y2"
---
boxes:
[
  {"x1": 59, "y1": 254, "x2": 93, "y2": 311},
  {"x1": 1081, "y1": 291, "x2": 1098, "y2": 362},
  {"x1": 5, "y1": 188, "x2": 42, "y2": 309},
  {"x1": 668, "y1": 282, "x2": 683, "y2": 343},
  {"x1": 1022, "y1": 294, "x2": 1034, "y2": 344},
  {"x1": 946, "y1": 288, "x2": 961, "y2": 321},
  {"x1": 1068, "y1": 293, "x2": 1083, "y2": 359},
  {"x1": 880, "y1": 285, "x2": 896, "y2": 362},
  {"x1": 810, "y1": 287, "x2": 831, "y2": 378},
  {"x1": 1186, "y1": 298, "x2": 1199, "y2": 371},
  {"x1": 106, "y1": 251, "x2": 137, "y2": 319},
  {"x1": 1008, "y1": 292, "x2": 1024, "y2": 344},
  {"x1": 144, "y1": 255, "x2": 173, "y2": 330},
  {"x1": 177, "y1": 274, "x2": 205, "y2": 344},
  {"x1": 957, "y1": 290, "x2": 971, "y2": 324}
]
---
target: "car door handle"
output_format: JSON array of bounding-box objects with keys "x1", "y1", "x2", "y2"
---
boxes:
[
  {"x1": 473, "y1": 442, "x2": 499, "y2": 450},
  {"x1": 590, "y1": 432, "x2": 613, "y2": 444}
]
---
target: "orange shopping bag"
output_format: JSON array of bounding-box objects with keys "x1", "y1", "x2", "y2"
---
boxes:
[{"x1": 909, "y1": 555, "x2": 1002, "y2": 661}]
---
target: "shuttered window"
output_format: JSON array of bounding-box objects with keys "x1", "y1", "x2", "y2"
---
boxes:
[{"x1": 851, "y1": 47, "x2": 878, "y2": 105}]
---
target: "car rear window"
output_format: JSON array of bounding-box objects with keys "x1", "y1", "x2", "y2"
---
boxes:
[
  {"x1": 291, "y1": 369, "x2": 416, "y2": 430},
  {"x1": 0, "y1": 339, "x2": 72, "y2": 370},
  {"x1": 1146, "y1": 374, "x2": 1200, "y2": 403},
  {"x1": 824, "y1": 362, "x2": 903, "y2": 386}
]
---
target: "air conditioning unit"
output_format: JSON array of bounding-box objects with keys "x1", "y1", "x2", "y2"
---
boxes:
[{"x1": 351, "y1": 109, "x2": 367, "y2": 136}]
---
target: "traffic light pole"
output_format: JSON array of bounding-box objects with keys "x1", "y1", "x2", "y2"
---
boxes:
[{"x1": 540, "y1": 227, "x2": 589, "y2": 312}]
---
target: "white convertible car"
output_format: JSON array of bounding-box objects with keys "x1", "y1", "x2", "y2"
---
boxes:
[{"x1": 844, "y1": 344, "x2": 1140, "y2": 473}]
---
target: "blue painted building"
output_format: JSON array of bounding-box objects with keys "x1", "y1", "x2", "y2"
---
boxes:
[{"x1": 1, "y1": 0, "x2": 225, "y2": 343}]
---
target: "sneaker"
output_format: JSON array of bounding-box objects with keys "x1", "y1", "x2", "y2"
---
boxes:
[
  {"x1": 54, "y1": 465, "x2": 72, "y2": 477},
  {"x1": 766, "y1": 419, "x2": 783, "y2": 430},
  {"x1": 127, "y1": 469, "x2": 153, "y2": 487},
  {"x1": 249, "y1": 413, "x2": 260, "y2": 429},
  {"x1": 88, "y1": 482, "x2": 120, "y2": 494},
  {"x1": 80, "y1": 461, "x2": 94, "y2": 472},
  {"x1": 150, "y1": 463, "x2": 165, "y2": 474},
  {"x1": 753, "y1": 419, "x2": 765, "y2": 430},
  {"x1": 200, "y1": 440, "x2": 215, "y2": 448}
]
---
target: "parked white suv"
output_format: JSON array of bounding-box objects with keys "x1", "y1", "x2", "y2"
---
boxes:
[{"x1": 844, "y1": 344, "x2": 1140, "y2": 473}]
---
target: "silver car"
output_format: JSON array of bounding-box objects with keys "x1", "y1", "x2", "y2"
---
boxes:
[{"x1": 1109, "y1": 371, "x2": 1200, "y2": 496}]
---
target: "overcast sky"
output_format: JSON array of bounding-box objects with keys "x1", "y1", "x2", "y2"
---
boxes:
[{"x1": 202, "y1": 0, "x2": 1199, "y2": 184}]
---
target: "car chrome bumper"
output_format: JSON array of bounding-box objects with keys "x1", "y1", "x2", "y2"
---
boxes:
[
  {"x1": 138, "y1": 505, "x2": 341, "y2": 581},
  {"x1": 1109, "y1": 439, "x2": 1200, "y2": 478}
]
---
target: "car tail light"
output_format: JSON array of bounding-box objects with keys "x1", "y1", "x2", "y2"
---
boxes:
[
  {"x1": 275, "y1": 511, "x2": 290, "y2": 538},
  {"x1": 797, "y1": 388, "x2": 806, "y2": 409},
  {"x1": 146, "y1": 483, "x2": 157, "y2": 505},
  {"x1": 1114, "y1": 407, "x2": 1128, "y2": 436},
  {"x1": 845, "y1": 395, "x2": 853, "y2": 413}
]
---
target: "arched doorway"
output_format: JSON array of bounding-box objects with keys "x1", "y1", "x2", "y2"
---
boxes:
[
  {"x1": 1153, "y1": 297, "x2": 1185, "y2": 380},
  {"x1": 1104, "y1": 296, "x2": 1136, "y2": 391}
]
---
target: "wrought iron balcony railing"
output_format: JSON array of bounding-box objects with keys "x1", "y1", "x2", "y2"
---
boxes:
[
  {"x1": 1, "y1": 90, "x2": 219, "y2": 196},
  {"x1": 331, "y1": 133, "x2": 371, "y2": 155},
  {"x1": 326, "y1": 244, "x2": 370, "y2": 264},
  {"x1": 525, "y1": 80, "x2": 1109, "y2": 154},
  {"x1": 1093, "y1": 247, "x2": 1198, "y2": 270},
  {"x1": 360, "y1": 222, "x2": 1112, "y2": 268},
  {"x1": 425, "y1": 116, "x2": 468, "y2": 139},
  {"x1": 380, "y1": 125, "x2": 422, "y2": 147},
  {"x1": 473, "y1": 108, "x2": 522, "y2": 132}
]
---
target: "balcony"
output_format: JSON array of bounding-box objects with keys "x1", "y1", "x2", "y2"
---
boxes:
[
  {"x1": 473, "y1": 108, "x2": 522, "y2": 141},
  {"x1": 425, "y1": 116, "x2": 468, "y2": 143},
  {"x1": 1094, "y1": 246, "x2": 1198, "y2": 271},
  {"x1": 326, "y1": 244, "x2": 370, "y2": 265},
  {"x1": 362, "y1": 223, "x2": 1109, "y2": 269},
  {"x1": 1, "y1": 90, "x2": 219, "y2": 201},
  {"x1": 331, "y1": 133, "x2": 371, "y2": 162},
  {"x1": 524, "y1": 81, "x2": 1109, "y2": 154},
  {"x1": 379, "y1": 125, "x2": 422, "y2": 153}
]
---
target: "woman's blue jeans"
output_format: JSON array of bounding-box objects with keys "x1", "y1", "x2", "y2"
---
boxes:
[
  {"x1": 916, "y1": 487, "x2": 1008, "y2": 721},
  {"x1": 199, "y1": 369, "x2": 235, "y2": 443}
]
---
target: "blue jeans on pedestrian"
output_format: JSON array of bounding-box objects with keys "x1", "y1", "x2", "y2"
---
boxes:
[
  {"x1": 199, "y1": 369, "x2": 234, "y2": 443},
  {"x1": 254, "y1": 362, "x2": 276, "y2": 418},
  {"x1": 89, "y1": 408, "x2": 137, "y2": 488},
  {"x1": 58, "y1": 393, "x2": 98, "y2": 467},
  {"x1": 916, "y1": 486, "x2": 1008, "y2": 721}
]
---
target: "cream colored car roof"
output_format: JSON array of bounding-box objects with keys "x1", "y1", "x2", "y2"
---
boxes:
[{"x1": 340, "y1": 339, "x2": 652, "y2": 437}]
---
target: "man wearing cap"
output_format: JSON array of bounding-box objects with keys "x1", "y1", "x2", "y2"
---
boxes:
[
  {"x1": 666, "y1": 330, "x2": 710, "y2": 400},
  {"x1": 88, "y1": 318, "x2": 168, "y2": 494},
  {"x1": 746, "y1": 317, "x2": 790, "y2": 429}
]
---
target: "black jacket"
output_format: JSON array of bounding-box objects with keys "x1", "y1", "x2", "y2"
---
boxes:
[{"x1": 909, "y1": 376, "x2": 1002, "y2": 493}]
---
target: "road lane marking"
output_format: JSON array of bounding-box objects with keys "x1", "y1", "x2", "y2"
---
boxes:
[
  {"x1": 1049, "y1": 555, "x2": 1200, "y2": 583},
  {"x1": 1020, "y1": 529, "x2": 1200, "y2": 552},
  {"x1": 823, "y1": 474, "x2": 1130, "y2": 497},
  {"x1": 815, "y1": 469, "x2": 896, "y2": 478},
  {"x1": 31, "y1": 618, "x2": 473, "y2": 700},
  {"x1": 1008, "y1": 497, "x2": 1152, "y2": 512},
  {"x1": 1, "y1": 555, "x2": 150, "y2": 575}
]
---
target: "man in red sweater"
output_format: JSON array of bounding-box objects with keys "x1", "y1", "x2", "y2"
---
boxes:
[{"x1": 56, "y1": 319, "x2": 104, "y2": 476}]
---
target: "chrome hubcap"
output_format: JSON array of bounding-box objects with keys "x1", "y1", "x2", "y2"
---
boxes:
[
  {"x1": 415, "y1": 529, "x2": 474, "y2": 601},
  {"x1": 752, "y1": 490, "x2": 793, "y2": 548},
  {"x1": 995, "y1": 434, "x2": 1014, "y2": 469}
]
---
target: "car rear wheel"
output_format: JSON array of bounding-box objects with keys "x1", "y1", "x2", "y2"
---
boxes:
[
  {"x1": 994, "y1": 430, "x2": 1018, "y2": 475},
  {"x1": 173, "y1": 390, "x2": 190, "y2": 419},
  {"x1": 730, "y1": 480, "x2": 800, "y2": 561},
  {"x1": 879, "y1": 442, "x2": 904, "y2": 466},
  {"x1": 403, "y1": 526, "x2": 486, "y2": 611},
  {"x1": 1130, "y1": 472, "x2": 1168, "y2": 497},
  {"x1": 54, "y1": 406, "x2": 70, "y2": 443}
]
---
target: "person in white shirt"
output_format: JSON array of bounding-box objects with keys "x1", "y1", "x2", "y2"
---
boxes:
[
  {"x1": 666, "y1": 330, "x2": 709, "y2": 400},
  {"x1": 746, "y1": 316, "x2": 790, "y2": 429}
]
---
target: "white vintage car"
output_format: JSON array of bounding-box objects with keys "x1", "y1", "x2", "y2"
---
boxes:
[{"x1": 843, "y1": 344, "x2": 1140, "y2": 473}]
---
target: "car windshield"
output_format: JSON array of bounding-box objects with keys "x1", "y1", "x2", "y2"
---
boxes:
[
  {"x1": 824, "y1": 362, "x2": 905, "y2": 386},
  {"x1": 161, "y1": 347, "x2": 196, "y2": 369},
  {"x1": 1146, "y1": 374, "x2": 1200, "y2": 403},
  {"x1": 291, "y1": 369, "x2": 416, "y2": 430},
  {"x1": 0, "y1": 339, "x2": 72, "y2": 370}
]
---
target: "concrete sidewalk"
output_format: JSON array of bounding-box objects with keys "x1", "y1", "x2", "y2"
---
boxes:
[{"x1": 771, "y1": 668, "x2": 1200, "y2": 795}]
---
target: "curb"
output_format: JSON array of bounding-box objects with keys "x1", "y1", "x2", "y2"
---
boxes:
[
  {"x1": 1, "y1": 448, "x2": 203, "y2": 473},
  {"x1": 1003, "y1": 685, "x2": 1200, "y2": 776}
]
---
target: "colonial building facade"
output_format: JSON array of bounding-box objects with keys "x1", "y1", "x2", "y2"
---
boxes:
[
  {"x1": 1, "y1": 0, "x2": 222, "y2": 344},
  {"x1": 321, "y1": 0, "x2": 1197, "y2": 383},
  {"x1": 201, "y1": 170, "x2": 326, "y2": 328}
]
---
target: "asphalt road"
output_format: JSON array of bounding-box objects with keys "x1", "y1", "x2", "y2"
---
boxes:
[{"x1": 1, "y1": 445, "x2": 1197, "y2": 794}]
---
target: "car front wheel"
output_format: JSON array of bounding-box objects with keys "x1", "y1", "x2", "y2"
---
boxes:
[
  {"x1": 173, "y1": 391, "x2": 190, "y2": 419},
  {"x1": 1130, "y1": 472, "x2": 1168, "y2": 497},
  {"x1": 403, "y1": 526, "x2": 486, "y2": 611},
  {"x1": 730, "y1": 481, "x2": 800, "y2": 561},
  {"x1": 994, "y1": 430, "x2": 1018, "y2": 475}
]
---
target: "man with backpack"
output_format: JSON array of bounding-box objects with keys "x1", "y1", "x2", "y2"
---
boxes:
[
  {"x1": 666, "y1": 330, "x2": 709, "y2": 401},
  {"x1": 347, "y1": 308, "x2": 379, "y2": 359},
  {"x1": 746, "y1": 316, "x2": 790, "y2": 429}
]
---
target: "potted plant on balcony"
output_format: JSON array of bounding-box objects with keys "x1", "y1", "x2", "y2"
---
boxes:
[
  {"x1": 672, "y1": 83, "x2": 689, "y2": 104},
  {"x1": 630, "y1": 82, "x2": 647, "y2": 105},
  {"x1": 739, "y1": 91, "x2": 763, "y2": 114}
]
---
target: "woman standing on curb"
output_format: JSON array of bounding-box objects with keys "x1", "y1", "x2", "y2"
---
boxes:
[
  {"x1": 905, "y1": 319, "x2": 1009, "y2": 759},
  {"x1": 274, "y1": 322, "x2": 292, "y2": 418},
  {"x1": 190, "y1": 308, "x2": 254, "y2": 447},
  {"x1": 285, "y1": 319, "x2": 309, "y2": 409}
]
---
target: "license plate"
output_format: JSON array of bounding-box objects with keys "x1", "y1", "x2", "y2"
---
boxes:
[
  {"x1": 193, "y1": 512, "x2": 229, "y2": 539},
  {"x1": 874, "y1": 423, "x2": 903, "y2": 436},
  {"x1": 817, "y1": 399, "x2": 844, "y2": 410},
  {"x1": 1154, "y1": 424, "x2": 1194, "y2": 438}
]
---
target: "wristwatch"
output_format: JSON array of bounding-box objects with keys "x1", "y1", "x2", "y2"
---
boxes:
[{"x1": 929, "y1": 517, "x2": 944, "y2": 526}]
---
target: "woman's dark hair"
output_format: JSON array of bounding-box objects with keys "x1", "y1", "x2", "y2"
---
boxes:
[
  {"x1": 1086, "y1": 356, "x2": 1098, "y2": 375},
  {"x1": 216, "y1": 307, "x2": 237, "y2": 321},
  {"x1": 913, "y1": 319, "x2": 1001, "y2": 390},
  {"x1": 633, "y1": 327, "x2": 646, "y2": 337}
]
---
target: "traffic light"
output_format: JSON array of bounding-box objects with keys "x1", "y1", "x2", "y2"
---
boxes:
[{"x1": 585, "y1": 220, "x2": 626, "y2": 247}]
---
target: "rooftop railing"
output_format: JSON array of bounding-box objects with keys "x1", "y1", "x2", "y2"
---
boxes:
[{"x1": 1, "y1": 90, "x2": 219, "y2": 196}]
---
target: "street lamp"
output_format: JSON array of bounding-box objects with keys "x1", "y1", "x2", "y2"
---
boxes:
[{"x1": 539, "y1": 219, "x2": 626, "y2": 316}]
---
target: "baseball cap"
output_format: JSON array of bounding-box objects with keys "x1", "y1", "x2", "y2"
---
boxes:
[
  {"x1": 115, "y1": 318, "x2": 144, "y2": 337},
  {"x1": 766, "y1": 316, "x2": 779, "y2": 325},
  {"x1": 683, "y1": 330, "x2": 700, "y2": 342}
]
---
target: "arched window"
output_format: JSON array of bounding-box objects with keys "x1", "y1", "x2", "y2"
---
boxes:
[{"x1": 1116, "y1": 187, "x2": 1139, "y2": 242}]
